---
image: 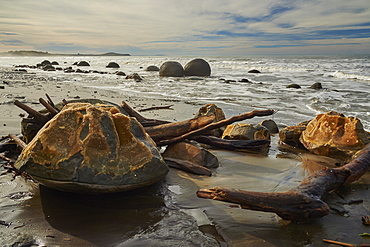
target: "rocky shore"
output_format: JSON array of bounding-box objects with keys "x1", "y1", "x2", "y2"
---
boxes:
[{"x1": 1, "y1": 59, "x2": 370, "y2": 247}]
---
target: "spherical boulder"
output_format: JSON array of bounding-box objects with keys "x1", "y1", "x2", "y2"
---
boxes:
[
  {"x1": 184, "y1": 58, "x2": 211, "y2": 76},
  {"x1": 41, "y1": 60, "x2": 51, "y2": 66},
  {"x1": 106, "y1": 62, "x2": 120, "y2": 68},
  {"x1": 77, "y1": 61, "x2": 90, "y2": 66},
  {"x1": 145, "y1": 65, "x2": 160, "y2": 71},
  {"x1": 15, "y1": 102, "x2": 169, "y2": 194},
  {"x1": 159, "y1": 61, "x2": 184, "y2": 77}
]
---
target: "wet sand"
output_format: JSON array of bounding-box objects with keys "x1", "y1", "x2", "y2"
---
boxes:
[{"x1": 1, "y1": 69, "x2": 370, "y2": 246}]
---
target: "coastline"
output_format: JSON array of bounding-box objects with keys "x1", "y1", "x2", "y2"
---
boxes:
[{"x1": 1, "y1": 60, "x2": 370, "y2": 246}]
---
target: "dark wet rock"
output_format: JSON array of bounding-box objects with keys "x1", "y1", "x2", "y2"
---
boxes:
[
  {"x1": 260, "y1": 119, "x2": 279, "y2": 134},
  {"x1": 224, "y1": 80, "x2": 236, "y2": 83},
  {"x1": 248, "y1": 69, "x2": 261, "y2": 73},
  {"x1": 195, "y1": 104, "x2": 226, "y2": 137},
  {"x1": 64, "y1": 67, "x2": 75, "y2": 73},
  {"x1": 145, "y1": 65, "x2": 160, "y2": 71},
  {"x1": 1, "y1": 233, "x2": 37, "y2": 247},
  {"x1": 126, "y1": 73, "x2": 142, "y2": 82},
  {"x1": 222, "y1": 123, "x2": 270, "y2": 141},
  {"x1": 116, "y1": 71, "x2": 126, "y2": 76},
  {"x1": 72, "y1": 62, "x2": 78, "y2": 65},
  {"x1": 0, "y1": 85, "x2": 5, "y2": 89},
  {"x1": 239, "y1": 78, "x2": 250, "y2": 82},
  {"x1": 279, "y1": 121, "x2": 309, "y2": 149},
  {"x1": 41, "y1": 60, "x2": 51, "y2": 66},
  {"x1": 15, "y1": 102, "x2": 168, "y2": 194},
  {"x1": 77, "y1": 61, "x2": 90, "y2": 66},
  {"x1": 309, "y1": 82, "x2": 323, "y2": 89},
  {"x1": 163, "y1": 141, "x2": 219, "y2": 169},
  {"x1": 286, "y1": 83, "x2": 301, "y2": 89},
  {"x1": 121, "y1": 210, "x2": 219, "y2": 246},
  {"x1": 300, "y1": 111, "x2": 370, "y2": 161},
  {"x1": 106, "y1": 62, "x2": 120, "y2": 68},
  {"x1": 14, "y1": 69, "x2": 27, "y2": 73},
  {"x1": 184, "y1": 58, "x2": 211, "y2": 76},
  {"x1": 159, "y1": 61, "x2": 184, "y2": 77},
  {"x1": 43, "y1": 65, "x2": 56, "y2": 71},
  {"x1": 51, "y1": 61, "x2": 59, "y2": 65}
]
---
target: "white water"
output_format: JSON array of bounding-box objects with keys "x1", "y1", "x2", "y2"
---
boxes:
[{"x1": 1, "y1": 54, "x2": 370, "y2": 130}]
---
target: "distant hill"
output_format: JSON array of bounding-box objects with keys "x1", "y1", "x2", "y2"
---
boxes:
[{"x1": 0, "y1": 50, "x2": 130, "y2": 56}]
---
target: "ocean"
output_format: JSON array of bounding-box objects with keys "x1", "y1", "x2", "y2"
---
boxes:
[
  {"x1": 1, "y1": 54, "x2": 370, "y2": 130},
  {"x1": 1, "y1": 54, "x2": 370, "y2": 246}
]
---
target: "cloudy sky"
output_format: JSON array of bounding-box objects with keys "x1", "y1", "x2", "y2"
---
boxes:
[{"x1": 1, "y1": 0, "x2": 369, "y2": 56}]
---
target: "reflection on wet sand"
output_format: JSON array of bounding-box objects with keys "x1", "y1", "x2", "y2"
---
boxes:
[{"x1": 39, "y1": 184, "x2": 166, "y2": 246}]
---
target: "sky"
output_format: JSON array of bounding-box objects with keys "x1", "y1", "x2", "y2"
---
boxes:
[{"x1": 1, "y1": 0, "x2": 369, "y2": 56}]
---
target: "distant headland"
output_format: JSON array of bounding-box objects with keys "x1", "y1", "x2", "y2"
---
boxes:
[{"x1": 0, "y1": 50, "x2": 130, "y2": 56}]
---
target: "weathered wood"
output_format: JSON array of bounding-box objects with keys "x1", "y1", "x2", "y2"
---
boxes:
[
  {"x1": 322, "y1": 239, "x2": 355, "y2": 247},
  {"x1": 197, "y1": 144, "x2": 370, "y2": 222},
  {"x1": 45, "y1": 93, "x2": 57, "y2": 110},
  {"x1": 121, "y1": 101, "x2": 170, "y2": 126},
  {"x1": 157, "y1": 109, "x2": 275, "y2": 146},
  {"x1": 145, "y1": 115, "x2": 216, "y2": 142},
  {"x1": 8, "y1": 133, "x2": 27, "y2": 149},
  {"x1": 191, "y1": 135, "x2": 270, "y2": 151},
  {"x1": 139, "y1": 104, "x2": 174, "y2": 112},
  {"x1": 39, "y1": 98, "x2": 58, "y2": 116},
  {"x1": 14, "y1": 100, "x2": 50, "y2": 124},
  {"x1": 164, "y1": 157, "x2": 212, "y2": 176}
]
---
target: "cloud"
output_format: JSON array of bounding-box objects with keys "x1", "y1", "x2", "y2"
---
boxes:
[{"x1": 0, "y1": 0, "x2": 369, "y2": 55}]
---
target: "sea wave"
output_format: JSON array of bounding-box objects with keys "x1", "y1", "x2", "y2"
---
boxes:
[{"x1": 332, "y1": 71, "x2": 370, "y2": 81}]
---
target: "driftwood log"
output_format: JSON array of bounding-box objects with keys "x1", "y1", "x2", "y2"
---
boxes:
[
  {"x1": 145, "y1": 116, "x2": 216, "y2": 142},
  {"x1": 191, "y1": 135, "x2": 270, "y2": 152},
  {"x1": 121, "y1": 101, "x2": 170, "y2": 127},
  {"x1": 197, "y1": 143, "x2": 370, "y2": 222},
  {"x1": 156, "y1": 109, "x2": 275, "y2": 146},
  {"x1": 164, "y1": 157, "x2": 212, "y2": 176}
]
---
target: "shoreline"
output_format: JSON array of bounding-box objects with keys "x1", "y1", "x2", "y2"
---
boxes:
[{"x1": 1, "y1": 64, "x2": 370, "y2": 246}]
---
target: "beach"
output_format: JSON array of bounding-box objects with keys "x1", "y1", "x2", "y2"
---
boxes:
[{"x1": 1, "y1": 55, "x2": 370, "y2": 246}]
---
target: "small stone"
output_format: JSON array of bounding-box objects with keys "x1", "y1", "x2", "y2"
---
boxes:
[
  {"x1": 309, "y1": 82, "x2": 322, "y2": 89},
  {"x1": 286, "y1": 83, "x2": 301, "y2": 89},
  {"x1": 106, "y1": 62, "x2": 120, "y2": 68},
  {"x1": 248, "y1": 69, "x2": 261, "y2": 73}
]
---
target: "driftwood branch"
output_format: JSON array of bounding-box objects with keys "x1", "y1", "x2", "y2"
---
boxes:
[
  {"x1": 45, "y1": 93, "x2": 57, "y2": 110},
  {"x1": 121, "y1": 101, "x2": 170, "y2": 127},
  {"x1": 157, "y1": 109, "x2": 275, "y2": 146},
  {"x1": 191, "y1": 135, "x2": 270, "y2": 152},
  {"x1": 139, "y1": 105, "x2": 174, "y2": 112},
  {"x1": 14, "y1": 100, "x2": 50, "y2": 124},
  {"x1": 39, "y1": 98, "x2": 58, "y2": 116},
  {"x1": 197, "y1": 144, "x2": 370, "y2": 222},
  {"x1": 8, "y1": 133, "x2": 27, "y2": 149},
  {"x1": 164, "y1": 157, "x2": 212, "y2": 176},
  {"x1": 145, "y1": 116, "x2": 215, "y2": 142}
]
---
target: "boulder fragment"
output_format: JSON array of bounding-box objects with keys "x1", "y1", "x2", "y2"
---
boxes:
[{"x1": 222, "y1": 123, "x2": 270, "y2": 141}]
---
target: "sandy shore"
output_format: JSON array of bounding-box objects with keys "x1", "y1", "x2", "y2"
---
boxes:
[{"x1": 1, "y1": 68, "x2": 370, "y2": 246}]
